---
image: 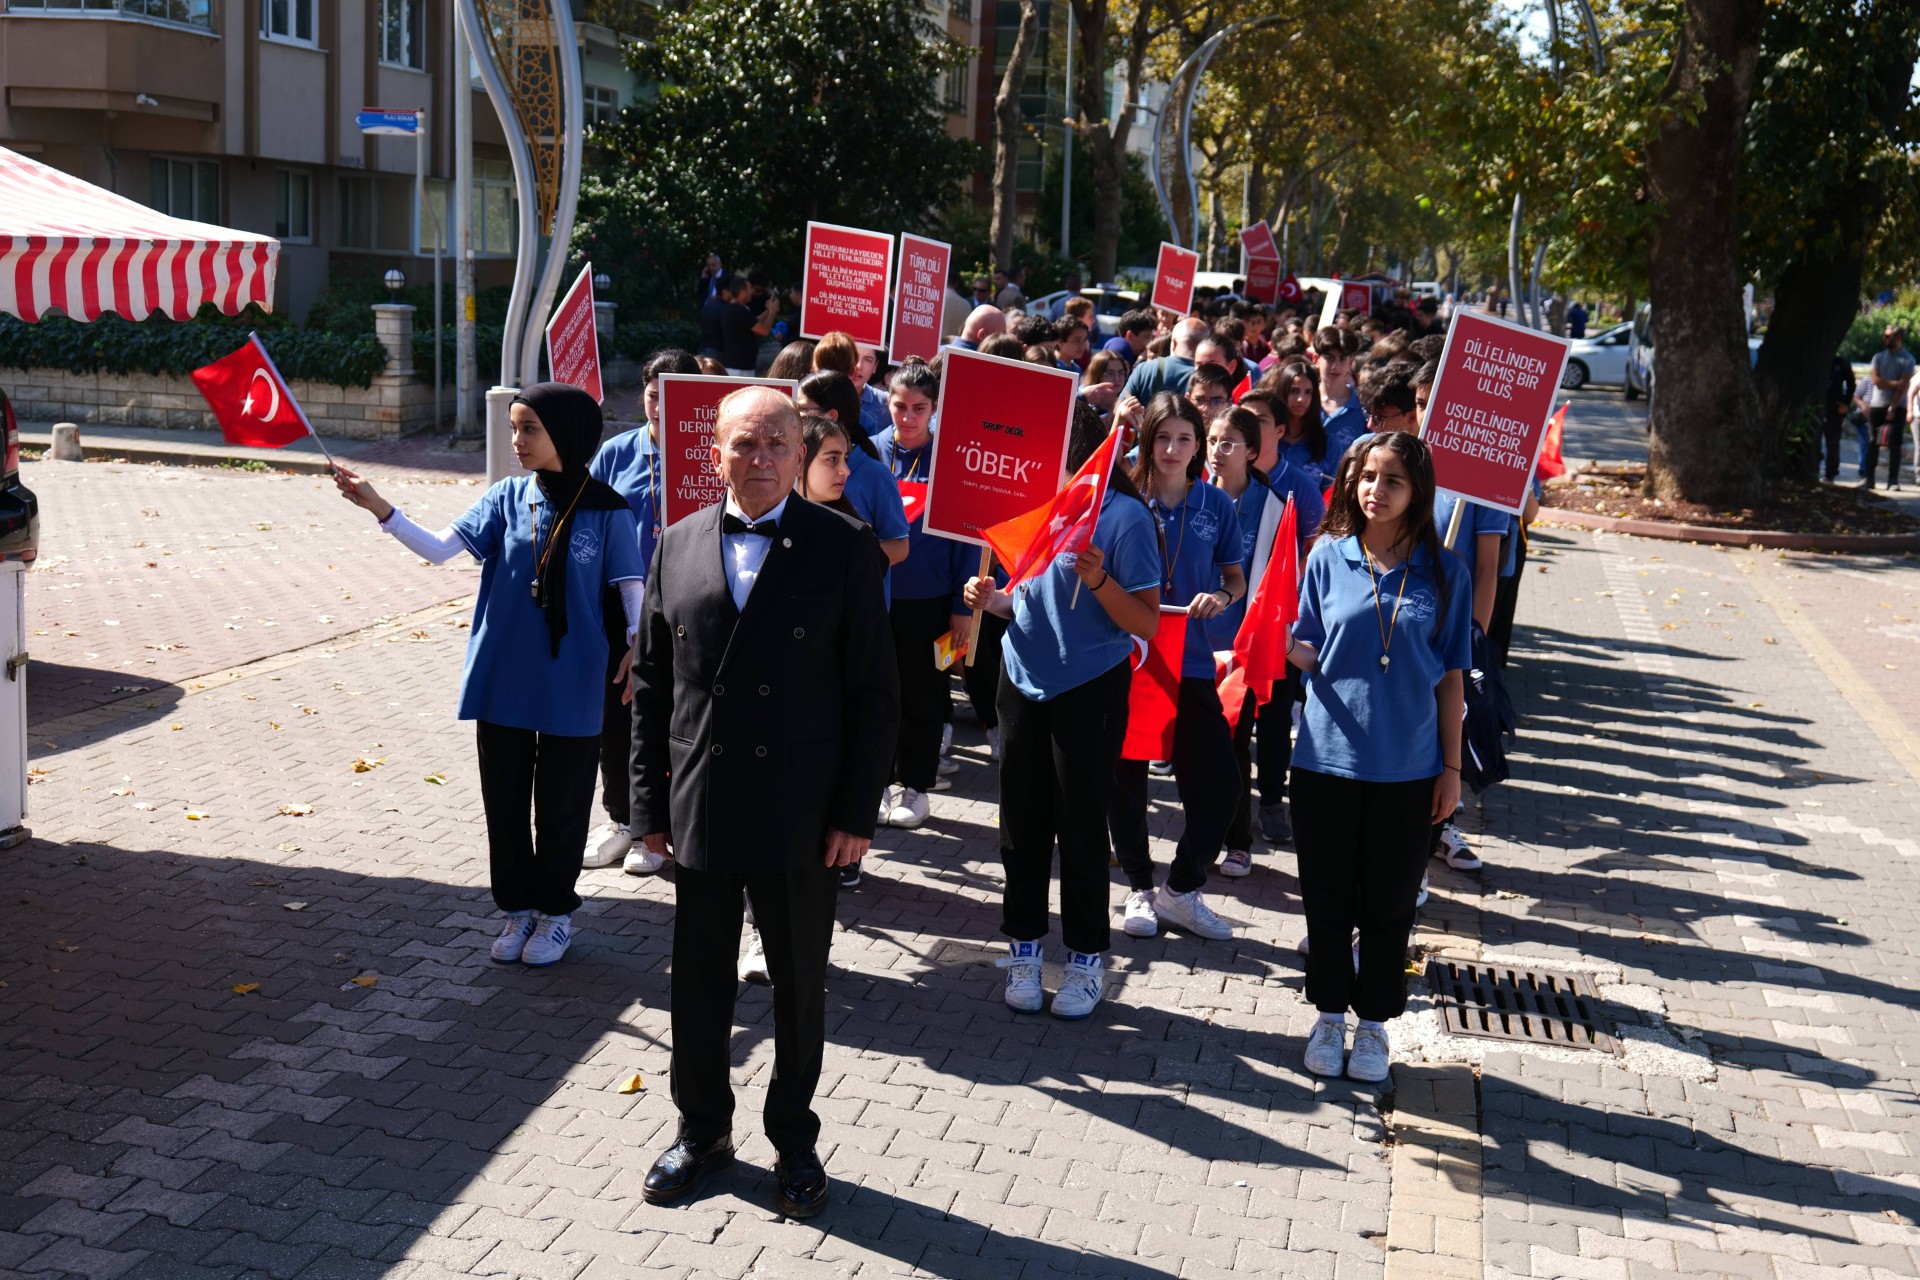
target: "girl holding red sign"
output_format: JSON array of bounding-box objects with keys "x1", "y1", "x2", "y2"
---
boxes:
[
  {"x1": 1109, "y1": 395, "x2": 1247, "y2": 945},
  {"x1": 1283, "y1": 431, "x2": 1470, "y2": 1084},
  {"x1": 872, "y1": 359, "x2": 975, "y2": 830}
]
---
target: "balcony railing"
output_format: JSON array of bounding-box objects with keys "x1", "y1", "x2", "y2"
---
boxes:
[{"x1": 3, "y1": 0, "x2": 214, "y2": 31}]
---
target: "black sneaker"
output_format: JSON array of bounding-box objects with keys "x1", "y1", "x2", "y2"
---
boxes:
[
  {"x1": 839, "y1": 863, "x2": 862, "y2": 890},
  {"x1": 1258, "y1": 802, "x2": 1293, "y2": 845}
]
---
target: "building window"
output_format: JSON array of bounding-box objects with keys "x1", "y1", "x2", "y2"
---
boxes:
[
  {"x1": 4, "y1": 1, "x2": 212, "y2": 29},
  {"x1": 260, "y1": 0, "x2": 316, "y2": 44},
  {"x1": 337, "y1": 174, "x2": 414, "y2": 253},
  {"x1": 274, "y1": 170, "x2": 311, "y2": 242},
  {"x1": 420, "y1": 179, "x2": 450, "y2": 255},
  {"x1": 473, "y1": 159, "x2": 517, "y2": 257},
  {"x1": 943, "y1": 61, "x2": 969, "y2": 115},
  {"x1": 149, "y1": 156, "x2": 219, "y2": 221},
  {"x1": 947, "y1": 0, "x2": 972, "y2": 23},
  {"x1": 378, "y1": 0, "x2": 425, "y2": 70},
  {"x1": 585, "y1": 84, "x2": 620, "y2": 127}
]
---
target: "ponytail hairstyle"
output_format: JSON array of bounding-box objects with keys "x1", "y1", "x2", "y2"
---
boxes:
[
  {"x1": 1220, "y1": 405, "x2": 1273, "y2": 493},
  {"x1": 798, "y1": 414, "x2": 860, "y2": 519},
  {"x1": 888, "y1": 355, "x2": 940, "y2": 407},
  {"x1": 1318, "y1": 430, "x2": 1450, "y2": 637},
  {"x1": 812, "y1": 331, "x2": 858, "y2": 376},
  {"x1": 643, "y1": 347, "x2": 701, "y2": 383},
  {"x1": 797, "y1": 369, "x2": 879, "y2": 459},
  {"x1": 1261, "y1": 358, "x2": 1326, "y2": 462},
  {"x1": 1129, "y1": 392, "x2": 1207, "y2": 493}
]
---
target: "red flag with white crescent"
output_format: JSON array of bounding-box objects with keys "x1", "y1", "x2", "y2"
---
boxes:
[
  {"x1": 190, "y1": 334, "x2": 313, "y2": 449},
  {"x1": 981, "y1": 422, "x2": 1123, "y2": 592}
]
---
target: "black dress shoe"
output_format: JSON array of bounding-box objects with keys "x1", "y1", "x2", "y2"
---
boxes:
[
  {"x1": 642, "y1": 1134, "x2": 735, "y2": 1205},
  {"x1": 774, "y1": 1148, "x2": 829, "y2": 1218}
]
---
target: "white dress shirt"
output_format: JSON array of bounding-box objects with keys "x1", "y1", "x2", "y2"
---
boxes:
[{"x1": 722, "y1": 493, "x2": 789, "y2": 612}]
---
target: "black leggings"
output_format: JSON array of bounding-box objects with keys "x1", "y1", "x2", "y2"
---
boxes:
[
  {"x1": 997, "y1": 659, "x2": 1130, "y2": 955},
  {"x1": 1291, "y1": 768, "x2": 1435, "y2": 1021},
  {"x1": 1110, "y1": 676, "x2": 1242, "y2": 895},
  {"x1": 1225, "y1": 673, "x2": 1297, "y2": 849},
  {"x1": 890, "y1": 596, "x2": 952, "y2": 792},
  {"x1": 475, "y1": 720, "x2": 600, "y2": 916}
]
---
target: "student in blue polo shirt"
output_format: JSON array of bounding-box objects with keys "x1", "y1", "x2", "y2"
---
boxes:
[
  {"x1": 795, "y1": 370, "x2": 911, "y2": 571},
  {"x1": 964, "y1": 402, "x2": 1162, "y2": 1021},
  {"x1": 1108, "y1": 394, "x2": 1247, "y2": 946},
  {"x1": 1203, "y1": 405, "x2": 1325, "y2": 879},
  {"x1": 332, "y1": 383, "x2": 646, "y2": 970},
  {"x1": 871, "y1": 358, "x2": 972, "y2": 831},
  {"x1": 581, "y1": 347, "x2": 700, "y2": 878},
  {"x1": 1285, "y1": 430, "x2": 1470, "y2": 1085},
  {"x1": 1313, "y1": 328, "x2": 1369, "y2": 462}
]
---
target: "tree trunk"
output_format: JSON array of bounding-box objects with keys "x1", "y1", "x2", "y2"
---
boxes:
[
  {"x1": 1642, "y1": 0, "x2": 1765, "y2": 504},
  {"x1": 991, "y1": 0, "x2": 1040, "y2": 272},
  {"x1": 1069, "y1": 0, "x2": 1151, "y2": 281}
]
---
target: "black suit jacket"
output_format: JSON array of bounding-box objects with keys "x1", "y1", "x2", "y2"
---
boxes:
[{"x1": 630, "y1": 498, "x2": 899, "y2": 874}]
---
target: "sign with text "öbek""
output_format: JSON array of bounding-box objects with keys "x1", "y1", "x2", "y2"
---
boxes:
[
  {"x1": 800, "y1": 221, "x2": 894, "y2": 347},
  {"x1": 656, "y1": 375, "x2": 798, "y2": 527},
  {"x1": 1150, "y1": 242, "x2": 1200, "y2": 317},
  {"x1": 888, "y1": 233, "x2": 951, "y2": 364},
  {"x1": 544, "y1": 262, "x2": 602, "y2": 403},
  {"x1": 921, "y1": 347, "x2": 1079, "y2": 547},
  {"x1": 1421, "y1": 309, "x2": 1572, "y2": 515}
]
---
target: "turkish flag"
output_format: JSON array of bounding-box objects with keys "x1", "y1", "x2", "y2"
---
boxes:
[
  {"x1": 899, "y1": 479, "x2": 929, "y2": 525},
  {"x1": 1220, "y1": 497, "x2": 1299, "y2": 733},
  {"x1": 1231, "y1": 371, "x2": 1252, "y2": 404},
  {"x1": 1122, "y1": 610, "x2": 1187, "y2": 762},
  {"x1": 1536, "y1": 402, "x2": 1568, "y2": 480},
  {"x1": 190, "y1": 334, "x2": 313, "y2": 448},
  {"x1": 1278, "y1": 274, "x2": 1303, "y2": 303},
  {"x1": 982, "y1": 422, "x2": 1122, "y2": 592}
]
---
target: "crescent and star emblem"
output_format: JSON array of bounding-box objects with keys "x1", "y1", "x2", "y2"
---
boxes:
[{"x1": 239, "y1": 369, "x2": 280, "y2": 421}]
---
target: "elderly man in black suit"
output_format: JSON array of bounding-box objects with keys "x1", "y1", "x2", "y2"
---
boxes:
[{"x1": 629, "y1": 385, "x2": 897, "y2": 1218}]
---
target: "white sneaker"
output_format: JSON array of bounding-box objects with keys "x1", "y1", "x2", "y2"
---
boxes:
[
  {"x1": 937, "y1": 756, "x2": 960, "y2": 776},
  {"x1": 997, "y1": 940, "x2": 1043, "y2": 1012},
  {"x1": 521, "y1": 913, "x2": 572, "y2": 967},
  {"x1": 886, "y1": 788, "x2": 930, "y2": 828},
  {"x1": 1436, "y1": 824, "x2": 1482, "y2": 870},
  {"x1": 930, "y1": 776, "x2": 954, "y2": 793},
  {"x1": 986, "y1": 726, "x2": 1001, "y2": 761},
  {"x1": 1304, "y1": 1018, "x2": 1347, "y2": 1076},
  {"x1": 1051, "y1": 952, "x2": 1105, "y2": 1020},
  {"x1": 877, "y1": 786, "x2": 897, "y2": 825},
  {"x1": 582, "y1": 822, "x2": 631, "y2": 869},
  {"x1": 940, "y1": 722, "x2": 954, "y2": 757},
  {"x1": 490, "y1": 912, "x2": 535, "y2": 964},
  {"x1": 739, "y1": 928, "x2": 771, "y2": 984},
  {"x1": 623, "y1": 843, "x2": 667, "y2": 876},
  {"x1": 1121, "y1": 890, "x2": 1159, "y2": 937},
  {"x1": 1220, "y1": 848, "x2": 1253, "y2": 878},
  {"x1": 1348, "y1": 1023, "x2": 1391, "y2": 1083},
  {"x1": 1414, "y1": 873, "x2": 1430, "y2": 908},
  {"x1": 1152, "y1": 885, "x2": 1234, "y2": 940}
]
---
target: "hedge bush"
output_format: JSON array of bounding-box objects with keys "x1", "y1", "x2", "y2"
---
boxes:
[
  {"x1": 1840, "y1": 303, "x2": 1920, "y2": 362},
  {"x1": 0, "y1": 314, "x2": 387, "y2": 388},
  {"x1": 613, "y1": 318, "x2": 701, "y2": 362}
]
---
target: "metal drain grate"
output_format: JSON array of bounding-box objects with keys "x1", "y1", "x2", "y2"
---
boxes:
[{"x1": 1425, "y1": 958, "x2": 1618, "y2": 1054}]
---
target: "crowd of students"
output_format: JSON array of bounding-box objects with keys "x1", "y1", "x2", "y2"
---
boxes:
[{"x1": 330, "y1": 280, "x2": 1540, "y2": 1085}]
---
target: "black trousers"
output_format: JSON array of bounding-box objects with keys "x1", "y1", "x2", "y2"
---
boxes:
[
  {"x1": 1866, "y1": 404, "x2": 1907, "y2": 487},
  {"x1": 960, "y1": 611, "x2": 1008, "y2": 731},
  {"x1": 597, "y1": 595, "x2": 633, "y2": 828},
  {"x1": 1224, "y1": 674, "x2": 1299, "y2": 849},
  {"x1": 1291, "y1": 768, "x2": 1435, "y2": 1021},
  {"x1": 474, "y1": 720, "x2": 600, "y2": 916},
  {"x1": 890, "y1": 595, "x2": 952, "y2": 792},
  {"x1": 1110, "y1": 676, "x2": 1242, "y2": 895},
  {"x1": 671, "y1": 862, "x2": 839, "y2": 1155},
  {"x1": 1490, "y1": 528, "x2": 1528, "y2": 667},
  {"x1": 997, "y1": 659, "x2": 1130, "y2": 955},
  {"x1": 1821, "y1": 407, "x2": 1847, "y2": 481}
]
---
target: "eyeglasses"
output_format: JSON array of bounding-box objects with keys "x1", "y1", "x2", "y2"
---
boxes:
[{"x1": 1206, "y1": 438, "x2": 1244, "y2": 454}]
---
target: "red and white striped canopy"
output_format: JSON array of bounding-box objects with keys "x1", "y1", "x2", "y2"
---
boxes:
[{"x1": 0, "y1": 146, "x2": 279, "y2": 323}]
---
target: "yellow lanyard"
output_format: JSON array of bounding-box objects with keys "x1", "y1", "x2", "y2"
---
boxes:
[
  {"x1": 530, "y1": 484, "x2": 589, "y2": 599},
  {"x1": 1362, "y1": 544, "x2": 1409, "y2": 671}
]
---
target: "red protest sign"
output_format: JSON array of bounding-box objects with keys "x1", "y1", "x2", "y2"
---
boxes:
[
  {"x1": 1245, "y1": 257, "x2": 1282, "y2": 306},
  {"x1": 1150, "y1": 242, "x2": 1200, "y2": 316},
  {"x1": 922, "y1": 347, "x2": 1079, "y2": 547},
  {"x1": 888, "y1": 233, "x2": 951, "y2": 364},
  {"x1": 1240, "y1": 220, "x2": 1278, "y2": 262},
  {"x1": 656, "y1": 375, "x2": 798, "y2": 526},
  {"x1": 800, "y1": 221, "x2": 894, "y2": 346},
  {"x1": 1421, "y1": 310, "x2": 1572, "y2": 515},
  {"x1": 545, "y1": 262, "x2": 602, "y2": 403}
]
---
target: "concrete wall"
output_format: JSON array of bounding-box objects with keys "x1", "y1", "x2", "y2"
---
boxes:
[{"x1": 3, "y1": 367, "x2": 442, "y2": 443}]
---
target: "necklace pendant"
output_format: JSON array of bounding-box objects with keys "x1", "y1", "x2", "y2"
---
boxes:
[
  {"x1": 530, "y1": 578, "x2": 540, "y2": 599},
  {"x1": 1379, "y1": 654, "x2": 1391, "y2": 671}
]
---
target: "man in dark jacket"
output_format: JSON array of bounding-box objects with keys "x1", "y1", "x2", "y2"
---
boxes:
[
  {"x1": 1823, "y1": 352, "x2": 1857, "y2": 482},
  {"x1": 630, "y1": 386, "x2": 898, "y2": 1218}
]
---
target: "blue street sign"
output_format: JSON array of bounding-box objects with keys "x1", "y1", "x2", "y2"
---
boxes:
[{"x1": 355, "y1": 109, "x2": 422, "y2": 136}]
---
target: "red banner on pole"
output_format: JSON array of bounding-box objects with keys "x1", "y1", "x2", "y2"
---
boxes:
[
  {"x1": 1122, "y1": 609, "x2": 1188, "y2": 762},
  {"x1": 1245, "y1": 257, "x2": 1281, "y2": 306},
  {"x1": 888, "y1": 233, "x2": 950, "y2": 364},
  {"x1": 544, "y1": 262, "x2": 602, "y2": 403},
  {"x1": 800, "y1": 221, "x2": 894, "y2": 346},
  {"x1": 1239, "y1": 220, "x2": 1278, "y2": 262},
  {"x1": 922, "y1": 347, "x2": 1079, "y2": 547},
  {"x1": 1421, "y1": 310, "x2": 1572, "y2": 515},
  {"x1": 1150, "y1": 242, "x2": 1200, "y2": 316},
  {"x1": 656, "y1": 374, "x2": 798, "y2": 527}
]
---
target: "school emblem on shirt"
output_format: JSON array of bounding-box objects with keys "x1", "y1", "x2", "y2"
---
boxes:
[
  {"x1": 1399, "y1": 590, "x2": 1438, "y2": 625},
  {"x1": 1188, "y1": 511, "x2": 1221, "y2": 543},
  {"x1": 570, "y1": 526, "x2": 599, "y2": 564}
]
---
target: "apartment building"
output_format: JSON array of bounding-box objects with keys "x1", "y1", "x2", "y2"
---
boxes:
[{"x1": 0, "y1": 0, "x2": 646, "y2": 321}]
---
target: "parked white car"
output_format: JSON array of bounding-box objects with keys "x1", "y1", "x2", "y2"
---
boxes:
[{"x1": 1561, "y1": 322, "x2": 1633, "y2": 389}]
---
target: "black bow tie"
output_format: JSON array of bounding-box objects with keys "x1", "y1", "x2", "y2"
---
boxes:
[{"x1": 723, "y1": 513, "x2": 778, "y2": 537}]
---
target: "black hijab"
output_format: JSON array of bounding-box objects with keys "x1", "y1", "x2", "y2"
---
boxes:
[{"x1": 514, "y1": 382, "x2": 627, "y2": 658}]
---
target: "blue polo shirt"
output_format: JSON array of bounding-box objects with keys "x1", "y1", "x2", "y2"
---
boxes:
[
  {"x1": 873, "y1": 426, "x2": 969, "y2": 609},
  {"x1": 1146, "y1": 479, "x2": 1243, "y2": 678},
  {"x1": 1202, "y1": 464, "x2": 1326, "y2": 652},
  {"x1": 1277, "y1": 432, "x2": 1338, "y2": 488},
  {"x1": 1122, "y1": 355, "x2": 1196, "y2": 404},
  {"x1": 1432, "y1": 491, "x2": 1510, "y2": 613},
  {"x1": 588, "y1": 424, "x2": 663, "y2": 572},
  {"x1": 450, "y1": 477, "x2": 646, "y2": 737},
  {"x1": 1292, "y1": 536, "x2": 1472, "y2": 783},
  {"x1": 1322, "y1": 388, "x2": 1368, "y2": 463},
  {"x1": 858, "y1": 383, "x2": 891, "y2": 437},
  {"x1": 843, "y1": 447, "x2": 910, "y2": 543},
  {"x1": 1002, "y1": 491, "x2": 1162, "y2": 701},
  {"x1": 1102, "y1": 335, "x2": 1138, "y2": 367}
]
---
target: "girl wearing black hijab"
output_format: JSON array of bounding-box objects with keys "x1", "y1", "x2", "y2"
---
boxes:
[{"x1": 334, "y1": 382, "x2": 646, "y2": 968}]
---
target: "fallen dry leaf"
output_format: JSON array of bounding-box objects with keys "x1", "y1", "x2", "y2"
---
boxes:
[
  {"x1": 184, "y1": 810, "x2": 209, "y2": 820},
  {"x1": 349, "y1": 974, "x2": 378, "y2": 988},
  {"x1": 278, "y1": 803, "x2": 314, "y2": 817},
  {"x1": 276, "y1": 843, "x2": 302, "y2": 853},
  {"x1": 423, "y1": 773, "x2": 447, "y2": 785},
  {"x1": 248, "y1": 879, "x2": 279, "y2": 887},
  {"x1": 231, "y1": 983, "x2": 259, "y2": 995},
  {"x1": 351, "y1": 757, "x2": 386, "y2": 773},
  {"x1": 282, "y1": 901, "x2": 308, "y2": 912},
  {"x1": 617, "y1": 1073, "x2": 646, "y2": 1095}
]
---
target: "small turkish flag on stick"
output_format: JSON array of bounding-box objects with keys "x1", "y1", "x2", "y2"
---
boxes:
[{"x1": 190, "y1": 333, "x2": 333, "y2": 465}]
